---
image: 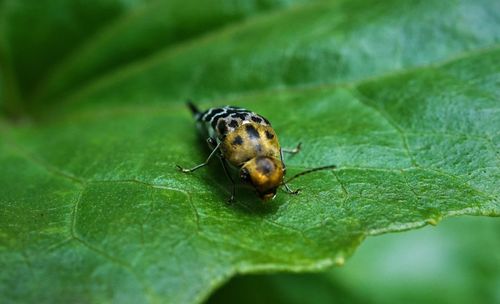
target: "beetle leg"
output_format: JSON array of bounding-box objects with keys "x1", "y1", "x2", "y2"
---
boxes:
[
  {"x1": 176, "y1": 141, "x2": 221, "y2": 173},
  {"x1": 219, "y1": 157, "x2": 236, "y2": 203},
  {"x1": 206, "y1": 137, "x2": 217, "y2": 149},
  {"x1": 279, "y1": 147, "x2": 301, "y2": 195},
  {"x1": 282, "y1": 182, "x2": 301, "y2": 195}
]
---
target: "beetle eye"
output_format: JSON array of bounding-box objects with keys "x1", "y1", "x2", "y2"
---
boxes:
[{"x1": 240, "y1": 168, "x2": 251, "y2": 183}]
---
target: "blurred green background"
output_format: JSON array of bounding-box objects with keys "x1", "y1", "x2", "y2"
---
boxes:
[{"x1": 1, "y1": 0, "x2": 311, "y2": 116}]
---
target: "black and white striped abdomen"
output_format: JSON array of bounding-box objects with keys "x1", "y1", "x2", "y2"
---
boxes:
[{"x1": 195, "y1": 106, "x2": 270, "y2": 141}]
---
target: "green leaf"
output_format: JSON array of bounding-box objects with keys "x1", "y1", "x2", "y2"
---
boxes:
[
  {"x1": 0, "y1": 0, "x2": 499, "y2": 303},
  {"x1": 52, "y1": 0, "x2": 500, "y2": 115}
]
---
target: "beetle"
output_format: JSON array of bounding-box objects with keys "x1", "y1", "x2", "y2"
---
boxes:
[{"x1": 176, "y1": 102, "x2": 335, "y2": 202}]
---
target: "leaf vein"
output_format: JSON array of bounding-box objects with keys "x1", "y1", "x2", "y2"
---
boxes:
[{"x1": 353, "y1": 88, "x2": 418, "y2": 167}]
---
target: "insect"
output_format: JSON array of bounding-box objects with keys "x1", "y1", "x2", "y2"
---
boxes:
[{"x1": 177, "y1": 102, "x2": 335, "y2": 202}]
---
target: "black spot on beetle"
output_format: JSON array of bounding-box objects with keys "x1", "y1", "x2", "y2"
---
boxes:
[
  {"x1": 204, "y1": 108, "x2": 223, "y2": 122},
  {"x1": 229, "y1": 120, "x2": 239, "y2": 128},
  {"x1": 251, "y1": 116, "x2": 262, "y2": 123},
  {"x1": 262, "y1": 116, "x2": 270, "y2": 125},
  {"x1": 217, "y1": 120, "x2": 228, "y2": 136},
  {"x1": 261, "y1": 165, "x2": 271, "y2": 174},
  {"x1": 231, "y1": 112, "x2": 248, "y2": 120},
  {"x1": 232, "y1": 135, "x2": 243, "y2": 146},
  {"x1": 245, "y1": 125, "x2": 260, "y2": 139},
  {"x1": 211, "y1": 113, "x2": 228, "y2": 128},
  {"x1": 256, "y1": 157, "x2": 274, "y2": 175},
  {"x1": 265, "y1": 130, "x2": 274, "y2": 140}
]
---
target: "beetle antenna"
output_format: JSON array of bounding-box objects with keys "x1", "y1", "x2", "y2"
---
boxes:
[{"x1": 284, "y1": 165, "x2": 337, "y2": 184}]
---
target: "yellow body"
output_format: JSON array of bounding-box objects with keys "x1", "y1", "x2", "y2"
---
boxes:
[{"x1": 221, "y1": 122, "x2": 284, "y2": 200}]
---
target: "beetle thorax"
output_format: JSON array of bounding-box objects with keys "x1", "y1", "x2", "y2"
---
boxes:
[{"x1": 221, "y1": 122, "x2": 281, "y2": 167}]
